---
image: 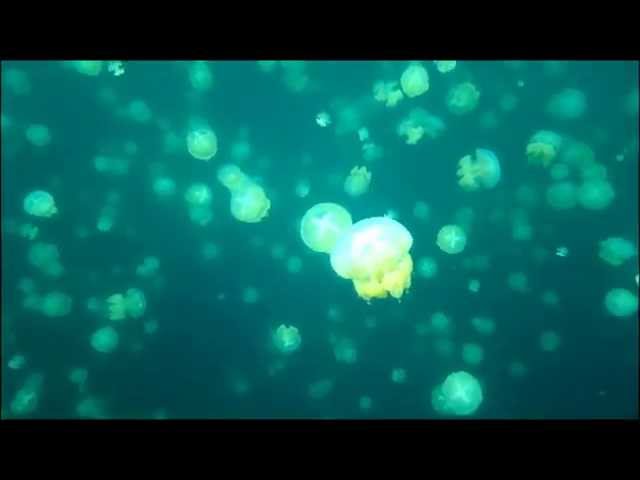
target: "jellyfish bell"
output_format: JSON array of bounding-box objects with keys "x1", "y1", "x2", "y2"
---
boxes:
[
  {"x1": 446, "y1": 82, "x2": 480, "y2": 115},
  {"x1": 299, "y1": 203, "x2": 353, "y2": 254},
  {"x1": 577, "y1": 179, "x2": 615, "y2": 210},
  {"x1": 186, "y1": 125, "x2": 218, "y2": 161},
  {"x1": 344, "y1": 166, "x2": 372, "y2": 197},
  {"x1": 230, "y1": 184, "x2": 271, "y2": 223},
  {"x1": 431, "y1": 371, "x2": 483, "y2": 416},
  {"x1": 457, "y1": 148, "x2": 501, "y2": 191},
  {"x1": 400, "y1": 62, "x2": 430, "y2": 98},
  {"x1": 217, "y1": 163, "x2": 250, "y2": 192},
  {"x1": 604, "y1": 288, "x2": 638, "y2": 317},
  {"x1": 24, "y1": 190, "x2": 57, "y2": 218},
  {"x1": 90, "y1": 326, "x2": 119, "y2": 353},
  {"x1": 273, "y1": 324, "x2": 301, "y2": 354},
  {"x1": 436, "y1": 224, "x2": 467, "y2": 254}
]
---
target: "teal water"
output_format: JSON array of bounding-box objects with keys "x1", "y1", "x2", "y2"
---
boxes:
[{"x1": 1, "y1": 60, "x2": 638, "y2": 419}]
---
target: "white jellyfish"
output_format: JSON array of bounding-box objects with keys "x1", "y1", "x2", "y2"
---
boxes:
[
  {"x1": 396, "y1": 108, "x2": 445, "y2": 145},
  {"x1": 344, "y1": 166, "x2": 372, "y2": 197},
  {"x1": 273, "y1": 324, "x2": 301, "y2": 354},
  {"x1": 604, "y1": 288, "x2": 638, "y2": 317},
  {"x1": 70, "y1": 61, "x2": 104, "y2": 76},
  {"x1": 90, "y1": 326, "x2": 119, "y2": 353},
  {"x1": 106, "y1": 288, "x2": 146, "y2": 321},
  {"x1": 286, "y1": 256, "x2": 303, "y2": 274},
  {"x1": 136, "y1": 256, "x2": 160, "y2": 277},
  {"x1": 186, "y1": 125, "x2": 218, "y2": 161},
  {"x1": 299, "y1": 203, "x2": 353, "y2": 254},
  {"x1": 599, "y1": 238, "x2": 636, "y2": 266},
  {"x1": 457, "y1": 148, "x2": 501, "y2": 191},
  {"x1": 24, "y1": 190, "x2": 57, "y2": 218},
  {"x1": 431, "y1": 371, "x2": 483, "y2": 416},
  {"x1": 436, "y1": 224, "x2": 467, "y2": 254},
  {"x1": 446, "y1": 82, "x2": 480, "y2": 115},
  {"x1": 400, "y1": 62, "x2": 430, "y2": 98},
  {"x1": 507, "y1": 272, "x2": 529, "y2": 293}
]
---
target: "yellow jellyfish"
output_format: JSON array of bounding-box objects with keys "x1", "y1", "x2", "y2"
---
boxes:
[
  {"x1": 433, "y1": 61, "x2": 457, "y2": 73},
  {"x1": 373, "y1": 80, "x2": 404, "y2": 107},
  {"x1": 456, "y1": 148, "x2": 501, "y2": 191},
  {"x1": 329, "y1": 216, "x2": 414, "y2": 301},
  {"x1": 186, "y1": 125, "x2": 218, "y2": 161},
  {"x1": 300, "y1": 203, "x2": 353, "y2": 254},
  {"x1": 273, "y1": 324, "x2": 301, "y2": 354},
  {"x1": 526, "y1": 130, "x2": 563, "y2": 167},
  {"x1": 70, "y1": 61, "x2": 103, "y2": 76},
  {"x1": 344, "y1": 166, "x2": 372, "y2": 197},
  {"x1": 24, "y1": 190, "x2": 57, "y2": 218},
  {"x1": 436, "y1": 225, "x2": 466, "y2": 254},
  {"x1": 400, "y1": 62, "x2": 430, "y2": 98},
  {"x1": 396, "y1": 108, "x2": 445, "y2": 145},
  {"x1": 230, "y1": 184, "x2": 271, "y2": 223},
  {"x1": 446, "y1": 82, "x2": 480, "y2": 115}
]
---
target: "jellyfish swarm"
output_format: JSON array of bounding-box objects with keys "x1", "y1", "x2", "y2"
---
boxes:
[
  {"x1": 24, "y1": 190, "x2": 57, "y2": 218},
  {"x1": 344, "y1": 166, "x2": 372, "y2": 197},
  {"x1": 299, "y1": 203, "x2": 353, "y2": 254},
  {"x1": 329, "y1": 217, "x2": 414, "y2": 301},
  {"x1": 431, "y1": 371, "x2": 483, "y2": 416},
  {"x1": 217, "y1": 164, "x2": 271, "y2": 223},
  {"x1": 456, "y1": 149, "x2": 501, "y2": 191}
]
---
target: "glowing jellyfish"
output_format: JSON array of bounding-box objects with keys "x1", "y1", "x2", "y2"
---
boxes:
[
  {"x1": 604, "y1": 288, "x2": 638, "y2": 317},
  {"x1": 436, "y1": 224, "x2": 466, "y2": 254},
  {"x1": 230, "y1": 184, "x2": 271, "y2": 223},
  {"x1": 433, "y1": 61, "x2": 456, "y2": 73},
  {"x1": 308, "y1": 379, "x2": 334, "y2": 400},
  {"x1": 76, "y1": 395, "x2": 108, "y2": 419},
  {"x1": 391, "y1": 368, "x2": 407, "y2": 384},
  {"x1": 430, "y1": 311, "x2": 451, "y2": 335},
  {"x1": 202, "y1": 242, "x2": 220, "y2": 261},
  {"x1": 126, "y1": 99, "x2": 152, "y2": 123},
  {"x1": 457, "y1": 148, "x2": 501, "y2": 191},
  {"x1": 462, "y1": 343, "x2": 484, "y2": 365},
  {"x1": 344, "y1": 166, "x2": 372, "y2": 197},
  {"x1": 526, "y1": 130, "x2": 563, "y2": 167},
  {"x1": 8, "y1": 354, "x2": 26, "y2": 370},
  {"x1": 431, "y1": 371, "x2": 483, "y2": 416},
  {"x1": 69, "y1": 367, "x2": 88, "y2": 388},
  {"x1": 294, "y1": 179, "x2": 311, "y2": 198},
  {"x1": 471, "y1": 316, "x2": 495, "y2": 335},
  {"x1": 136, "y1": 256, "x2": 160, "y2": 277},
  {"x1": 315, "y1": 111, "x2": 331, "y2": 127},
  {"x1": 359, "y1": 396, "x2": 373, "y2": 411},
  {"x1": 334, "y1": 338, "x2": 358, "y2": 364},
  {"x1": 373, "y1": 80, "x2": 404, "y2": 107},
  {"x1": 24, "y1": 190, "x2": 57, "y2": 218},
  {"x1": 412, "y1": 201, "x2": 430, "y2": 221},
  {"x1": 273, "y1": 324, "x2": 301, "y2": 354},
  {"x1": 577, "y1": 179, "x2": 615, "y2": 210},
  {"x1": 400, "y1": 62, "x2": 430, "y2": 98},
  {"x1": 90, "y1": 326, "x2": 119, "y2": 353},
  {"x1": 3, "y1": 68, "x2": 32, "y2": 95},
  {"x1": 94, "y1": 155, "x2": 129, "y2": 175},
  {"x1": 217, "y1": 163, "x2": 250, "y2": 191},
  {"x1": 468, "y1": 279, "x2": 481, "y2": 293},
  {"x1": 71, "y1": 61, "x2": 103, "y2": 76},
  {"x1": 396, "y1": 108, "x2": 445, "y2": 145},
  {"x1": 599, "y1": 237, "x2": 636, "y2": 266},
  {"x1": 144, "y1": 319, "x2": 159, "y2": 335},
  {"x1": 299, "y1": 203, "x2": 353, "y2": 254},
  {"x1": 446, "y1": 82, "x2": 480, "y2": 115},
  {"x1": 25, "y1": 124, "x2": 52, "y2": 147},
  {"x1": 362, "y1": 142, "x2": 384, "y2": 162},
  {"x1": 184, "y1": 183, "x2": 212, "y2": 206},
  {"x1": 416, "y1": 257, "x2": 438, "y2": 279},
  {"x1": 40, "y1": 291, "x2": 73, "y2": 317},
  {"x1": 257, "y1": 60, "x2": 278, "y2": 73},
  {"x1": 186, "y1": 126, "x2": 218, "y2": 161},
  {"x1": 10, "y1": 373, "x2": 44, "y2": 417},
  {"x1": 28, "y1": 242, "x2": 63, "y2": 277},
  {"x1": 539, "y1": 330, "x2": 561, "y2": 352},
  {"x1": 330, "y1": 216, "x2": 414, "y2": 301},
  {"x1": 541, "y1": 290, "x2": 560, "y2": 307},
  {"x1": 189, "y1": 61, "x2": 213, "y2": 91},
  {"x1": 242, "y1": 286, "x2": 260, "y2": 304},
  {"x1": 546, "y1": 181, "x2": 578, "y2": 210},
  {"x1": 106, "y1": 288, "x2": 146, "y2": 321},
  {"x1": 507, "y1": 272, "x2": 529, "y2": 293},
  {"x1": 546, "y1": 88, "x2": 586, "y2": 120},
  {"x1": 286, "y1": 256, "x2": 303, "y2": 274}
]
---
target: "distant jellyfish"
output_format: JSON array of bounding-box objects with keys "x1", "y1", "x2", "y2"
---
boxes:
[
  {"x1": 508, "y1": 361, "x2": 528, "y2": 378},
  {"x1": 396, "y1": 108, "x2": 445, "y2": 145},
  {"x1": 416, "y1": 257, "x2": 438, "y2": 279},
  {"x1": 471, "y1": 316, "x2": 495, "y2": 335},
  {"x1": 273, "y1": 324, "x2": 301, "y2": 354},
  {"x1": 604, "y1": 288, "x2": 638, "y2": 317},
  {"x1": 217, "y1": 163, "x2": 250, "y2": 191},
  {"x1": 294, "y1": 179, "x2": 311, "y2": 198},
  {"x1": 334, "y1": 338, "x2": 358, "y2": 364},
  {"x1": 201, "y1": 242, "x2": 221, "y2": 261},
  {"x1": 372, "y1": 80, "x2": 404, "y2": 107},
  {"x1": 468, "y1": 279, "x2": 481, "y2": 293},
  {"x1": 412, "y1": 201, "x2": 430, "y2": 221},
  {"x1": 188, "y1": 61, "x2": 214, "y2": 91},
  {"x1": 599, "y1": 237, "x2": 636, "y2": 266},
  {"x1": 242, "y1": 286, "x2": 260, "y2": 304},
  {"x1": 125, "y1": 288, "x2": 146, "y2": 318},
  {"x1": 28, "y1": 242, "x2": 63, "y2": 277},
  {"x1": 68, "y1": 367, "x2": 89, "y2": 389},
  {"x1": 391, "y1": 368, "x2": 407, "y2": 384},
  {"x1": 431, "y1": 371, "x2": 483, "y2": 416},
  {"x1": 25, "y1": 124, "x2": 52, "y2": 147},
  {"x1": 40, "y1": 291, "x2": 73, "y2": 317},
  {"x1": 507, "y1": 272, "x2": 529, "y2": 293},
  {"x1": 541, "y1": 289, "x2": 560, "y2": 307},
  {"x1": 430, "y1": 311, "x2": 451, "y2": 335},
  {"x1": 359, "y1": 395, "x2": 373, "y2": 412},
  {"x1": 230, "y1": 184, "x2": 271, "y2": 223},
  {"x1": 136, "y1": 256, "x2": 161, "y2": 277},
  {"x1": 286, "y1": 256, "x2": 303, "y2": 274},
  {"x1": 546, "y1": 181, "x2": 578, "y2": 210},
  {"x1": 143, "y1": 319, "x2": 159, "y2": 335},
  {"x1": 436, "y1": 224, "x2": 467, "y2": 254},
  {"x1": 10, "y1": 372, "x2": 44, "y2": 417},
  {"x1": 299, "y1": 202, "x2": 353, "y2": 254},
  {"x1": 184, "y1": 183, "x2": 212, "y2": 207},
  {"x1": 546, "y1": 88, "x2": 587, "y2": 120},
  {"x1": 308, "y1": 379, "x2": 334, "y2": 400},
  {"x1": 539, "y1": 330, "x2": 561, "y2": 352},
  {"x1": 457, "y1": 148, "x2": 501, "y2": 191},
  {"x1": 462, "y1": 343, "x2": 484, "y2": 365},
  {"x1": 344, "y1": 166, "x2": 372, "y2": 197},
  {"x1": 446, "y1": 82, "x2": 480, "y2": 115},
  {"x1": 433, "y1": 61, "x2": 456, "y2": 73},
  {"x1": 526, "y1": 130, "x2": 563, "y2": 167},
  {"x1": 90, "y1": 326, "x2": 119, "y2": 353},
  {"x1": 126, "y1": 99, "x2": 152, "y2": 123},
  {"x1": 186, "y1": 126, "x2": 218, "y2": 161},
  {"x1": 70, "y1": 61, "x2": 104, "y2": 76},
  {"x1": 24, "y1": 190, "x2": 57, "y2": 218},
  {"x1": 577, "y1": 179, "x2": 615, "y2": 210},
  {"x1": 8, "y1": 354, "x2": 27, "y2": 370},
  {"x1": 3, "y1": 67, "x2": 32, "y2": 95},
  {"x1": 400, "y1": 62, "x2": 430, "y2": 98},
  {"x1": 152, "y1": 177, "x2": 176, "y2": 197}
]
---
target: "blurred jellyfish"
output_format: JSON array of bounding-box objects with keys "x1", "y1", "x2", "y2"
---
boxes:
[
  {"x1": 330, "y1": 217, "x2": 414, "y2": 301},
  {"x1": 546, "y1": 181, "x2": 578, "y2": 210},
  {"x1": 70, "y1": 61, "x2": 104, "y2": 76},
  {"x1": 334, "y1": 338, "x2": 358, "y2": 364},
  {"x1": 152, "y1": 176, "x2": 176, "y2": 197},
  {"x1": 400, "y1": 62, "x2": 430, "y2": 98},
  {"x1": 126, "y1": 99, "x2": 152, "y2": 123},
  {"x1": 24, "y1": 190, "x2": 57, "y2": 218},
  {"x1": 416, "y1": 257, "x2": 438, "y2": 279},
  {"x1": 10, "y1": 372, "x2": 44, "y2": 417},
  {"x1": 373, "y1": 80, "x2": 404, "y2": 107},
  {"x1": 315, "y1": 111, "x2": 331, "y2": 127},
  {"x1": 396, "y1": 108, "x2": 445, "y2": 145},
  {"x1": 25, "y1": 124, "x2": 52, "y2": 147},
  {"x1": 8, "y1": 354, "x2": 26, "y2": 370},
  {"x1": 362, "y1": 142, "x2": 384, "y2": 162},
  {"x1": 526, "y1": 130, "x2": 563, "y2": 167},
  {"x1": 68, "y1": 367, "x2": 89, "y2": 389},
  {"x1": 144, "y1": 319, "x2": 159, "y2": 335},
  {"x1": 599, "y1": 237, "x2": 636, "y2": 266},
  {"x1": 462, "y1": 343, "x2": 484, "y2": 365},
  {"x1": 446, "y1": 82, "x2": 480, "y2": 115},
  {"x1": 412, "y1": 201, "x2": 430, "y2": 221},
  {"x1": 468, "y1": 279, "x2": 481, "y2": 293},
  {"x1": 242, "y1": 286, "x2": 260, "y2": 304},
  {"x1": 539, "y1": 330, "x2": 561, "y2": 352},
  {"x1": 546, "y1": 88, "x2": 587, "y2": 120},
  {"x1": 107, "y1": 60, "x2": 125, "y2": 76},
  {"x1": 541, "y1": 289, "x2": 560, "y2": 307},
  {"x1": 294, "y1": 179, "x2": 311, "y2": 198},
  {"x1": 499, "y1": 92, "x2": 519, "y2": 112},
  {"x1": 39, "y1": 291, "x2": 73, "y2": 317},
  {"x1": 273, "y1": 325, "x2": 301, "y2": 354},
  {"x1": 430, "y1": 311, "x2": 452, "y2": 335},
  {"x1": 550, "y1": 163, "x2": 570, "y2": 181},
  {"x1": 507, "y1": 272, "x2": 529, "y2": 293},
  {"x1": 28, "y1": 242, "x2": 63, "y2": 277},
  {"x1": 257, "y1": 60, "x2": 278, "y2": 73},
  {"x1": 188, "y1": 61, "x2": 214, "y2": 91},
  {"x1": 94, "y1": 155, "x2": 130, "y2": 175},
  {"x1": 508, "y1": 361, "x2": 528, "y2": 378},
  {"x1": 299, "y1": 203, "x2": 353, "y2": 254},
  {"x1": 308, "y1": 379, "x2": 334, "y2": 400},
  {"x1": 436, "y1": 224, "x2": 466, "y2": 254},
  {"x1": 136, "y1": 256, "x2": 160, "y2": 277},
  {"x1": 604, "y1": 288, "x2": 638, "y2": 317},
  {"x1": 431, "y1": 371, "x2": 483, "y2": 416},
  {"x1": 106, "y1": 288, "x2": 146, "y2": 321},
  {"x1": 90, "y1": 326, "x2": 119, "y2": 353},
  {"x1": 457, "y1": 148, "x2": 501, "y2": 191},
  {"x1": 433, "y1": 61, "x2": 456, "y2": 73},
  {"x1": 230, "y1": 184, "x2": 271, "y2": 223},
  {"x1": 391, "y1": 368, "x2": 407, "y2": 384},
  {"x1": 471, "y1": 316, "x2": 495, "y2": 335},
  {"x1": 344, "y1": 166, "x2": 372, "y2": 197},
  {"x1": 202, "y1": 242, "x2": 221, "y2": 261},
  {"x1": 187, "y1": 125, "x2": 218, "y2": 161},
  {"x1": 359, "y1": 396, "x2": 373, "y2": 412},
  {"x1": 577, "y1": 179, "x2": 615, "y2": 210},
  {"x1": 3, "y1": 68, "x2": 32, "y2": 95},
  {"x1": 286, "y1": 256, "x2": 303, "y2": 274},
  {"x1": 76, "y1": 395, "x2": 108, "y2": 419}
]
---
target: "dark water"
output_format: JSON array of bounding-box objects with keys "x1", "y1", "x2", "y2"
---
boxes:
[{"x1": 1, "y1": 60, "x2": 638, "y2": 419}]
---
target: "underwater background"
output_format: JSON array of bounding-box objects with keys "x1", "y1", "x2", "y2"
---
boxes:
[{"x1": 1, "y1": 60, "x2": 638, "y2": 419}]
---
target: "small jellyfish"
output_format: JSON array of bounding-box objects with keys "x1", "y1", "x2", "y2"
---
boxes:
[
  {"x1": 24, "y1": 190, "x2": 57, "y2": 218},
  {"x1": 508, "y1": 361, "x2": 528, "y2": 379},
  {"x1": 152, "y1": 177, "x2": 176, "y2": 197},
  {"x1": 373, "y1": 80, "x2": 404, "y2": 107},
  {"x1": 539, "y1": 330, "x2": 561, "y2": 352},
  {"x1": 456, "y1": 148, "x2": 501, "y2": 191},
  {"x1": 468, "y1": 279, "x2": 481, "y2": 293},
  {"x1": 126, "y1": 99, "x2": 152, "y2": 123},
  {"x1": 308, "y1": 378, "x2": 334, "y2": 400},
  {"x1": 433, "y1": 61, "x2": 457, "y2": 73},
  {"x1": 359, "y1": 395, "x2": 373, "y2": 412},
  {"x1": 526, "y1": 130, "x2": 563, "y2": 167},
  {"x1": 184, "y1": 183, "x2": 212, "y2": 206},
  {"x1": 136, "y1": 256, "x2": 161, "y2": 277},
  {"x1": 186, "y1": 126, "x2": 218, "y2": 161},
  {"x1": 201, "y1": 242, "x2": 220, "y2": 261},
  {"x1": 294, "y1": 179, "x2": 311, "y2": 198},
  {"x1": 471, "y1": 316, "x2": 495, "y2": 335},
  {"x1": 217, "y1": 163, "x2": 250, "y2": 191},
  {"x1": 344, "y1": 166, "x2": 372, "y2": 197},
  {"x1": 546, "y1": 88, "x2": 587, "y2": 120},
  {"x1": 40, "y1": 291, "x2": 73, "y2": 317},
  {"x1": 316, "y1": 111, "x2": 331, "y2": 127},
  {"x1": 436, "y1": 224, "x2": 467, "y2": 254},
  {"x1": 333, "y1": 338, "x2": 358, "y2": 364},
  {"x1": 541, "y1": 290, "x2": 560, "y2": 307},
  {"x1": 412, "y1": 201, "x2": 430, "y2": 221},
  {"x1": 242, "y1": 286, "x2": 260, "y2": 304},
  {"x1": 431, "y1": 371, "x2": 483, "y2": 416},
  {"x1": 462, "y1": 343, "x2": 484, "y2": 365},
  {"x1": 390, "y1": 368, "x2": 407, "y2": 384},
  {"x1": 10, "y1": 372, "x2": 44, "y2": 417},
  {"x1": 599, "y1": 238, "x2": 636, "y2": 267},
  {"x1": 400, "y1": 62, "x2": 430, "y2": 98},
  {"x1": 273, "y1": 324, "x2": 301, "y2": 354},
  {"x1": 507, "y1": 272, "x2": 529, "y2": 293},
  {"x1": 25, "y1": 124, "x2": 52, "y2": 147},
  {"x1": 396, "y1": 108, "x2": 445, "y2": 145},
  {"x1": 430, "y1": 311, "x2": 451, "y2": 335},
  {"x1": 28, "y1": 242, "x2": 63, "y2": 277},
  {"x1": 446, "y1": 82, "x2": 480, "y2": 115},
  {"x1": 299, "y1": 203, "x2": 353, "y2": 254},
  {"x1": 143, "y1": 319, "x2": 159, "y2": 335},
  {"x1": 8, "y1": 354, "x2": 27, "y2": 370},
  {"x1": 286, "y1": 256, "x2": 303, "y2": 274},
  {"x1": 125, "y1": 288, "x2": 146, "y2": 318},
  {"x1": 70, "y1": 61, "x2": 104, "y2": 76},
  {"x1": 546, "y1": 181, "x2": 578, "y2": 210},
  {"x1": 230, "y1": 184, "x2": 271, "y2": 223},
  {"x1": 577, "y1": 179, "x2": 615, "y2": 210},
  {"x1": 188, "y1": 61, "x2": 213, "y2": 91},
  {"x1": 604, "y1": 288, "x2": 638, "y2": 317},
  {"x1": 90, "y1": 326, "x2": 119, "y2": 353},
  {"x1": 68, "y1": 367, "x2": 89, "y2": 388},
  {"x1": 107, "y1": 60, "x2": 125, "y2": 76},
  {"x1": 416, "y1": 257, "x2": 438, "y2": 279}
]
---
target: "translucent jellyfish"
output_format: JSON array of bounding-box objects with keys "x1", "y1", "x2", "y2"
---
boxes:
[
  {"x1": 400, "y1": 62, "x2": 430, "y2": 98},
  {"x1": 546, "y1": 88, "x2": 587, "y2": 120},
  {"x1": 107, "y1": 60, "x2": 125, "y2": 76},
  {"x1": 217, "y1": 163, "x2": 250, "y2": 191},
  {"x1": 188, "y1": 61, "x2": 214, "y2": 91},
  {"x1": 230, "y1": 184, "x2": 271, "y2": 223},
  {"x1": 546, "y1": 181, "x2": 578, "y2": 210},
  {"x1": 76, "y1": 395, "x2": 108, "y2": 419},
  {"x1": 372, "y1": 80, "x2": 404, "y2": 107},
  {"x1": 412, "y1": 201, "x2": 430, "y2": 221},
  {"x1": 40, "y1": 291, "x2": 73, "y2": 317},
  {"x1": 90, "y1": 326, "x2": 119, "y2": 353},
  {"x1": 8, "y1": 354, "x2": 26, "y2": 370},
  {"x1": 286, "y1": 256, "x2": 303, "y2": 274},
  {"x1": 330, "y1": 217, "x2": 414, "y2": 301},
  {"x1": 462, "y1": 343, "x2": 484, "y2": 365},
  {"x1": 299, "y1": 203, "x2": 353, "y2": 254},
  {"x1": 201, "y1": 242, "x2": 221, "y2": 261},
  {"x1": 508, "y1": 361, "x2": 528, "y2": 378},
  {"x1": 539, "y1": 330, "x2": 561, "y2": 352},
  {"x1": 94, "y1": 155, "x2": 130, "y2": 175},
  {"x1": 28, "y1": 242, "x2": 63, "y2": 277},
  {"x1": 541, "y1": 289, "x2": 560, "y2": 307},
  {"x1": 599, "y1": 237, "x2": 636, "y2": 266},
  {"x1": 10, "y1": 373, "x2": 44, "y2": 417},
  {"x1": 526, "y1": 130, "x2": 563, "y2": 167},
  {"x1": 25, "y1": 124, "x2": 52, "y2": 147},
  {"x1": 604, "y1": 288, "x2": 638, "y2": 317},
  {"x1": 396, "y1": 108, "x2": 445, "y2": 145},
  {"x1": 416, "y1": 257, "x2": 438, "y2": 279},
  {"x1": 344, "y1": 166, "x2": 372, "y2": 197},
  {"x1": 136, "y1": 256, "x2": 161, "y2": 277},
  {"x1": 457, "y1": 148, "x2": 501, "y2": 191},
  {"x1": 436, "y1": 224, "x2": 466, "y2": 254},
  {"x1": 242, "y1": 286, "x2": 260, "y2": 304},
  {"x1": 294, "y1": 179, "x2": 311, "y2": 198},
  {"x1": 359, "y1": 395, "x2": 373, "y2": 412},
  {"x1": 471, "y1": 316, "x2": 495, "y2": 335},
  {"x1": 184, "y1": 183, "x2": 212, "y2": 206},
  {"x1": 362, "y1": 142, "x2": 384, "y2": 162},
  {"x1": 333, "y1": 338, "x2": 358, "y2": 364},
  {"x1": 24, "y1": 190, "x2": 57, "y2": 218},
  {"x1": 315, "y1": 111, "x2": 332, "y2": 127},
  {"x1": 273, "y1": 325, "x2": 301, "y2": 354},
  {"x1": 126, "y1": 99, "x2": 152, "y2": 123},
  {"x1": 308, "y1": 379, "x2": 334, "y2": 400},
  {"x1": 3, "y1": 68, "x2": 32, "y2": 95},
  {"x1": 143, "y1": 319, "x2": 159, "y2": 335},
  {"x1": 468, "y1": 279, "x2": 481, "y2": 293},
  {"x1": 106, "y1": 288, "x2": 146, "y2": 321},
  {"x1": 431, "y1": 371, "x2": 483, "y2": 416},
  {"x1": 391, "y1": 368, "x2": 407, "y2": 384},
  {"x1": 70, "y1": 61, "x2": 104, "y2": 76},
  {"x1": 550, "y1": 163, "x2": 570, "y2": 181},
  {"x1": 186, "y1": 126, "x2": 218, "y2": 161},
  {"x1": 507, "y1": 272, "x2": 529, "y2": 293},
  {"x1": 257, "y1": 60, "x2": 278, "y2": 73},
  {"x1": 68, "y1": 367, "x2": 88, "y2": 389},
  {"x1": 577, "y1": 179, "x2": 615, "y2": 210},
  {"x1": 433, "y1": 61, "x2": 457, "y2": 73},
  {"x1": 429, "y1": 311, "x2": 451, "y2": 335},
  {"x1": 446, "y1": 82, "x2": 480, "y2": 115}
]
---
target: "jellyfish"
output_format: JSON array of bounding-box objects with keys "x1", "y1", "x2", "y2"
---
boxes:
[
  {"x1": 39, "y1": 291, "x2": 73, "y2": 317},
  {"x1": 462, "y1": 343, "x2": 484, "y2": 365},
  {"x1": 508, "y1": 361, "x2": 528, "y2": 378},
  {"x1": 412, "y1": 201, "x2": 430, "y2": 221},
  {"x1": 526, "y1": 130, "x2": 563, "y2": 167},
  {"x1": 188, "y1": 61, "x2": 214, "y2": 91},
  {"x1": 25, "y1": 124, "x2": 52, "y2": 147},
  {"x1": 273, "y1": 324, "x2": 301, "y2": 354},
  {"x1": 202, "y1": 242, "x2": 221, "y2": 261},
  {"x1": 90, "y1": 326, "x2": 119, "y2": 353},
  {"x1": 68, "y1": 367, "x2": 89, "y2": 389},
  {"x1": 507, "y1": 272, "x2": 529, "y2": 293},
  {"x1": 28, "y1": 242, "x2": 63, "y2": 277},
  {"x1": 76, "y1": 395, "x2": 108, "y2": 419},
  {"x1": 446, "y1": 82, "x2": 480, "y2": 115},
  {"x1": 329, "y1": 216, "x2": 414, "y2": 301},
  {"x1": 242, "y1": 286, "x2": 260, "y2": 304},
  {"x1": 94, "y1": 155, "x2": 130, "y2": 175},
  {"x1": 416, "y1": 257, "x2": 438, "y2": 279},
  {"x1": 136, "y1": 256, "x2": 161, "y2": 277},
  {"x1": 391, "y1": 368, "x2": 407, "y2": 384},
  {"x1": 456, "y1": 148, "x2": 501, "y2": 191},
  {"x1": 144, "y1": 319, "x2": 159, "y2": 335},
  {"x1": 396, "y1": 108, "x2": 445, "y2": 145},
  {"x1": 599, "y1": 237, "x2": 636, "y2": 266},
  {"x1": 9, "y1": 372, "x2": 44, "y2": 417},
  {"x1": 257, "y1": 60, "x2": 278, "y2": 73},
  {"x1": 126, "y1": 99, "x2": 152, "y2": 123},
  {"x1": 286, "y1": 256, "x2": 303, "y2": 274},
  {"x1": 217, "y1": 163, "x2": 250, "y2": 191},
  {"x1": 577, "y1": 179, "x2": 615, "y2": 210},
  {"x1": 431, "y1": 371, "x2": 483, "y2": 416},
  {"x1": 3, "y1": 67, "x2": 32, "y2": 95},
  {"x1": 308, "y1": 379, "x2": 334, "y2": 400},
  {"x1": 373, "y1": 80, "x2": 405, "y2": 107},
  {"x1": 400, "y1": 62, "x2": 430, "y2": 98},
  {"x1": 230, "y1": 184, "x2": 271, "y2": 223},
  {"x1": 106, "y1": 288, "x2": 146, "y2": 321},
  {"x1": 184, "y1": 183, "x2": 212, "y2": 206},
  {"x1": 70, "y1": 61, "x2": 104, "y2": 76},
  {"x1": 541, "y1": 290, "x2": 560, "y2": 307},
  {"x1": 471, "y1": 316, "x2": 495, "y2": 336},
  {"x1": 294, "y1": 179, "x2": 311, "y2": 198},
  {"x1": 604, "y1": 288, "x2": 638, "y2": 317},
  {"x1": 468, "y1": 279, "x2": 481, "y2": 293},
  {"x1": 550, "y1": 163, "x2": 570, "y2": 181},
  {"x1": 436, "y1": 224, "x2": 466, "y2": 254},
  {"x1": 546, "y1": 88, "x2": 587, "y2": 120},
  {"x1": 539, "y1": 330, "x2": 561, "y2": 352},
  {"x1": 433, "y1": 61, "x2": 457, "y2": 73},
  {"x1": 359, "y1": 396, "x2": 373, "y2": 412},
  {"x1": 344, "y1": 166, "x2": 372, "y2": 197},
  {"x1": 186, "y1": 126, "x2": 218, "y2": 161},
  {"x1": 24, "y1": 190, "x2": 57, "y2": 218},
  {"x1": 299, "y1": 203, "x2": 353, "y2": 254},
  {"x1": 333, "y1": 338, "x2": 358, "y2": 364},
  {"x1": 546, "y1": 181, "x2": 578, "y2": 210},
  {"x1": 8, "y1": 354, "x2": 26, "y2": 370}
]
